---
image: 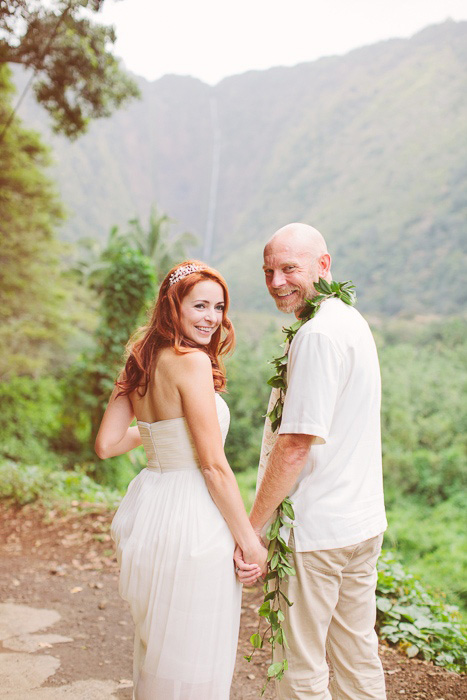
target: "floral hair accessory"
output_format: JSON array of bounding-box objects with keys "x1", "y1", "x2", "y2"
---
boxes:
[{"x1": 168, "y1": 263, "x2": 205, "y2": 287}]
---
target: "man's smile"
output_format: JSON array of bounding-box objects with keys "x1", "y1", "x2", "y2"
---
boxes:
[{"x1": 275, "y1": 290, "x2": 298, "y2": 298}]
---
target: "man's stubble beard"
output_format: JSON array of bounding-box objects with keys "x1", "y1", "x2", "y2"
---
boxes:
[
  {"x1": 275, "y1": 297, "x2": 303, "y2": 314},
  {"x1": 273, "y1": 286, "x2": 316, "y2": 315}
]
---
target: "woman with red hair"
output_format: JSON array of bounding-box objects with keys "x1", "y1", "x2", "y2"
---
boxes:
[{"x1": 95, "y1": 261, "x2": 266, "y2": 699}]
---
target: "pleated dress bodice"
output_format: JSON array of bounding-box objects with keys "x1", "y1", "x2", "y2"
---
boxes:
[{"x1": 136, "y1": 393, "x2": 230, "y2": 473}]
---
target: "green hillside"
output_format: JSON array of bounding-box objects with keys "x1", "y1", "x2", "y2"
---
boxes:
[{"x1": 13, "y1": 20, "x2": 467, "y2": 315}]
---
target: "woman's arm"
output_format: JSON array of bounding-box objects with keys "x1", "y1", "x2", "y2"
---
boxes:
[
  {"x1": 94, "y1": 386, "x2": 142, "y2": 459},
  {"x1": 176, "y1": 351, "x2": 267, "y2": 573}
]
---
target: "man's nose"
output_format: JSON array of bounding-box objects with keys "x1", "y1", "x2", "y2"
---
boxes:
[{"x1": 271, "y1": 270, "x2": 286, "y2": 288}]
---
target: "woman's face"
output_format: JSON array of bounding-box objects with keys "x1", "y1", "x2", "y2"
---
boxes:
[{"x1": 180, "y1": 280, "x2": 225, "y2": 346}]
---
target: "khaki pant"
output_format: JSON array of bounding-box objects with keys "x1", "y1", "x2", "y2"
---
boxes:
[{"x1": 274, "y1": 533, "x2": 386, "y2": 699}]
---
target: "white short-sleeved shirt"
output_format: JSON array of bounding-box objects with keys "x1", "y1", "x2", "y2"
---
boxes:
[{"x1": 278, "y1": 297, "x2": 387, "y2": 551}]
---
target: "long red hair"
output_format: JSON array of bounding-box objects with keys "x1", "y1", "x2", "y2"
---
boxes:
[{"x1": 116, "y1": 260, "x2": 235, "y2": 396}]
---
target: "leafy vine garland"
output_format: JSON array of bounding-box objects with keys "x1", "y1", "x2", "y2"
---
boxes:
[{"x1": 246, "y1": 278, "x2": 356, "y2": 694}]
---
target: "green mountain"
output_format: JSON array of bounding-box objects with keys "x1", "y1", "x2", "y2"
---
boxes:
[{"x1": 13, "y1": 20, "x2": 467, "y2": 315}]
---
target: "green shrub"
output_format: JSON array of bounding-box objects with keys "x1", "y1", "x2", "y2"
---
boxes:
[
  {"x1": 0, "y1": 376, "x2": 64, "y2": 465},
  {"x1": 236, "y1": 466, "x2": 258, "y2": 511},
  {"x1": 224, "y1": 313, "x2": 282, "y2": 473},
  {"x1": 385, "y1": 494, "x2": 467, "y2": 610},
  {"x1": 379, "y1": 320, "x2": 467, "y2": 507},
  {"x1": 86, "y1": 448, "x2": 143, "y2": 492},
  {"x1": 377, "y1": 551, "x2": 466, "y2": 672},
  {"x1": 0, "y1": 460, "x2": 121, "y2": 507}
]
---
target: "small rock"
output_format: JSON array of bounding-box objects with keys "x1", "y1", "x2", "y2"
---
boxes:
[
  {"x1": 70, "y1": 586, "x2": 83, "y2": 594},
  {"x1": 49, "y1": 564, "x2": 66, "y2": 576},
  {"x1": 247, "y1": 674, "x2": 255, "y2": 680},
  {"x1": 98, "y1": 600, "x2": 108, "y2": 610},
  {"x1": 118, "y1": 620, "x2": 128, "y2": 626},
  {"x1": 12, "y1": 579, "x2": 20, "y2": 586}
]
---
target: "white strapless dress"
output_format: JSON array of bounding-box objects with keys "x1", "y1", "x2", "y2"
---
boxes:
[{"x1": 111, "y1": 394, "x2": 242, "y2": 700}]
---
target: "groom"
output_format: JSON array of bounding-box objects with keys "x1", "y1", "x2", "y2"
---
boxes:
[{"x1": 239, "y1": 223, "x2": 387, "y2": 699}]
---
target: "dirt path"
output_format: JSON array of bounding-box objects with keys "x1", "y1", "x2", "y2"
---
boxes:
[{"x1": 0, "y1": 503, "x2": 465, "y2": 699}]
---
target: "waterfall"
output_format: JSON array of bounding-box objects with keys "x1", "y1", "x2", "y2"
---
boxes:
[{"x1": 203, "y1": 96, "x2": 220, "y2": 262}]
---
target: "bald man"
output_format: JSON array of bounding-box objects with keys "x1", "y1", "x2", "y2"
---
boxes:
[{"x1": 250, "y1": 224, "x2": 387, "y2": 699}]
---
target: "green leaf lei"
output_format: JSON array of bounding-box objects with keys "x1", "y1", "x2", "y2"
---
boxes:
[{"x1": 246, "y1": 278, "x2": 356, "y2": 694}]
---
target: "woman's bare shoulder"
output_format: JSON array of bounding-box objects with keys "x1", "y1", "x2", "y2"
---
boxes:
[
  {"x1": 177, "y1": 348, "x2": 211, "y2": 371},
  {"x1": 157, "y1": 346, "x2": 210, "y2": 373}
]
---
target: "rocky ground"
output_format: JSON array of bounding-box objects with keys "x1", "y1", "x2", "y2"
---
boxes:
[{"x1": 0, "y1": 503, "x2": 465, "y2": 699}]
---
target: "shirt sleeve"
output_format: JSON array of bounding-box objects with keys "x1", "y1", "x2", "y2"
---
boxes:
[{"x1": 278, "y1": 330, "x2": 342, "y2": 443}]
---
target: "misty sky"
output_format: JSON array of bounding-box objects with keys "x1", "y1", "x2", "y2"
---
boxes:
[{"x1": 97, "y1": 0, "x2": 467, "y2": 84}]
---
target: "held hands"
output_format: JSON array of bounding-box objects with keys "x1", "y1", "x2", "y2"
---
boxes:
[{"x1": 234, "y1": 540, "x2": 268, "y2": 585}]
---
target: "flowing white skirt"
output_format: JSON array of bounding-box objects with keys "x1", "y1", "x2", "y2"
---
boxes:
[{"x1": 111, "y1": 467, "x2": 242, "y2": 700}]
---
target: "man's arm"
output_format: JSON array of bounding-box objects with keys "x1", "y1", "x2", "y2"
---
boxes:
[
  {"x1": 249, "y1": 432, "x2": 313, "y2": 534},
  {"x1": 250, "y1": 331, "x2": 341, "y2": 534},
  {"x1": 235, "y1": 431, "x2": 313, "y2": 581}
]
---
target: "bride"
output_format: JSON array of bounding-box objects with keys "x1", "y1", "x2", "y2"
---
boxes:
[{"x1": 95, "y1": 260, "x2": 267, "y2": 700}]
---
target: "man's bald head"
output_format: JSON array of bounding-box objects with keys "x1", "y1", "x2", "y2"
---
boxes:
[
  {"x1": 264, "y1": 223, "x2": 328, "y2": 260},
  {"x1": 263, "y1": 223, "x2": 332, "y2": 316}
]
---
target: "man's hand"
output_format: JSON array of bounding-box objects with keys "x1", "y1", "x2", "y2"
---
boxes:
[{"x1": 234, "y1": 543, "x2": 267, "y2": 585}]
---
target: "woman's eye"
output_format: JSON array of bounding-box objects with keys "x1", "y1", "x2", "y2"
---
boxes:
[
  {"x1": 216, "y1": 306, "x2": 225, "y2": 312},
  {"x1": 195, "y1": 304, "x2": 205, "y2": 309}
]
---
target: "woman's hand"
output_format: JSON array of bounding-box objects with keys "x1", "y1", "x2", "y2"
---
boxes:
[{"x1": 234, "y1": 542, "x2": 268, "y2": 585}]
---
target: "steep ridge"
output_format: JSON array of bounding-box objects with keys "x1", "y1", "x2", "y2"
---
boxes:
[{"x1": 12, "y1": 20, "x2": 467, "y2": 314}]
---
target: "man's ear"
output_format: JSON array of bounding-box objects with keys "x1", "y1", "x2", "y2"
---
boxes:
[{"x1": 319, "y1": 253, "x2": 331, "y2": 277}]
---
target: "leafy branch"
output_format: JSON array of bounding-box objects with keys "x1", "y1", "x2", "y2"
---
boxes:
[
  {"x1": 0, "y1": 0, "x2": 140, "y2": 138},
  {"x1": 244, "y1": 497, "x2": 296, "y2": 694}
]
